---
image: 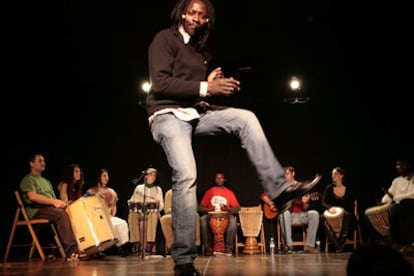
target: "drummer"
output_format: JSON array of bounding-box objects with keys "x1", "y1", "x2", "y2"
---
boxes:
[
  {"x1": 378, "y1": 158, "x2": 414, "y2": 252},
  {"x1": 199, "y1": 172, "x2": 240, "y2": 256},
  {"x1": 321, "y1": 166, "x2": 357, "y2": 252},
  {"x1": 128, "y1": 168, "x2": 164, "y2": 256},
  {"x1": 19, "y1": 153, "x2": 89, "y2": 261},
  {"x1": 84, "y1": 168, "x2": 130, "y2": 257}
]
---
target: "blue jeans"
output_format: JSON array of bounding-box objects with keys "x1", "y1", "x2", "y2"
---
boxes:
[
  {"x1": 279, "y1": 210, "x2": 320, "y2": 247},
  {"x1": 150, "y1": 108, "x2": 289, "y2": 264}
]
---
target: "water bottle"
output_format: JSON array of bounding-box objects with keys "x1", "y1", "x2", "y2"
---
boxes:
[
  {"x1": 316, "y1": 238, "x2": 321, "y2": 252},
  {"x1": 269, "y1": 237, "x2": 275, "y2": 256}
]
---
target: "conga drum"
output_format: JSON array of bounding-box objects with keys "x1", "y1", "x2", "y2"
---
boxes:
[
  {"x1": 208, "y1": 211, "x2": 229, "y2": 253},
  {"x1": 238, "y1": 208, "x2": 263, "y2": 254},
  {"x1": 365, "y1": 203, "x2": 391, "y2": 237},
  {"x1": 66, "y1": 196, "x2": 117, "y2": 254},
  {"x1": 323, "y1": 207, "x2": 345, "y2": 238}
]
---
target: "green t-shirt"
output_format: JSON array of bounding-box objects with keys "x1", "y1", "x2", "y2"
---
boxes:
[{"x1": 20, "y1": 174, "x2": 56, "y2": 218}]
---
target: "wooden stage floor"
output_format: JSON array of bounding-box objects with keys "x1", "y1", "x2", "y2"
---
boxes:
[{"x1": 2, "y1": 251, "x2": 414, "y2": 276}]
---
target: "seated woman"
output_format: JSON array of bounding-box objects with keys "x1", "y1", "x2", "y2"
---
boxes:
[
  {"x1": 85, "y1": 168, "x2": 130, "y2": 257},
  {"x1": 321, "y1": 167, "x2": 357, "y2": 252},
  {"x1": 56, "y1": 163, "x2": 85, "y2": 205}
]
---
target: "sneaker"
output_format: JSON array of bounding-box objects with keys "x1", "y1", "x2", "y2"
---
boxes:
[
  {"x1": 304, "y1": 245, "x2": 319, "y2": 254},
  {"x1": 224, "y1": 249, "x2": 233, "y2": 257},
  {"x1": 174, "y1": 263, "x2": 200, "y2": 276},
  {"x1": 66, "y1": 250, "x2": 89, "y2": 262},
  {"x1": 273, "y1": 175, "x2": 322, "y2": 214},
  {"x1": 66, "y1": 253, "x2": 79, "y2": 262}
]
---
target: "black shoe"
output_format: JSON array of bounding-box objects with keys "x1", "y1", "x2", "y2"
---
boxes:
[
  {"x1": 131, "y1": 242, "x2": 141, "y2": 255},
  {"x1": 204, "y1": 247, "x2": 213, "y2": 256},
  {"x1": 119, "y1": 246, "x2": 128, "y2": 257},
  {"x1": 273, "y1": 174, "x2": 322, "y2": 213},
  {"x1": 174, "y1": 263, "x2": 200, "y2": 276}
]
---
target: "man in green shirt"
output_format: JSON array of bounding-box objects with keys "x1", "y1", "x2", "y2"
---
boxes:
[{"x1": 19, "y1": 153, "x2": 87, "y2": 261}]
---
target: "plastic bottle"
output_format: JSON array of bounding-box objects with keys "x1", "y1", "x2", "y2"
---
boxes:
[
  {"x1": 316, "y1": 238, "x2": 321, "y2": 252},
  {"x1": 269, "y1": 237, "x2": 275, "y2": 256}
]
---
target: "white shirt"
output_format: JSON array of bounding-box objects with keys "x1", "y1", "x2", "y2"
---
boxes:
[{"x1": 381, "y1": 175, "x2": 414, "y2": 204}]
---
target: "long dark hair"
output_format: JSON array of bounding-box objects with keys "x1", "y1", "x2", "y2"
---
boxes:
[
  {"x1": 58, "y1": 163, "x2": 85, "y2": 200},
  {"x1": 170, "y1": 0, "x2": 215, "y2": 53}
]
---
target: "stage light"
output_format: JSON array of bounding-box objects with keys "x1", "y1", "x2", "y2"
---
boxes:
[
  {"x1": 141, "y1": 81, "x2": 151, "y2": 93},
  {"x1": 284, "y1": 75, "x2": 310, "y2": 104}
]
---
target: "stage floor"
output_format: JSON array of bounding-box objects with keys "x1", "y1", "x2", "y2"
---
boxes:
[{"x1": 2, "y1": 251, "x2": 414, "y2": 276}]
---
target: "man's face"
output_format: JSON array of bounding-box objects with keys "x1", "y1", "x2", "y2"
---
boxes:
[
  {"x1": 31, "y1": 155, "x2": 46, "y2": 172},
  {"x1": 215, "y1": 173, "x2": 225, "y2": 186},
  {"x1": 183, "y1": 0, "x2": 209, "y2": 36},
  {"x1": 285, "y1": 169, "x2": 295, "y2": 183}
]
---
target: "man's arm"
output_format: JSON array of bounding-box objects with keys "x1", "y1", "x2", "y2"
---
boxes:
[{"x1": 26, "y1": 191, "x2": 67, "y2": 209}]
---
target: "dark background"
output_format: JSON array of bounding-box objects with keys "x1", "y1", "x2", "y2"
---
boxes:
[{"x1": 3, "y1": 0, "x2": 412, "y2": 255}]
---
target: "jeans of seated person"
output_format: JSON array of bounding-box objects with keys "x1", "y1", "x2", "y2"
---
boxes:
[
  {"x1": 150, "y1": 109, "x2": 291, "y2": 264},
  {"x1": 279, "y1": 210, "x2": 319, "y2": 248},
  {"x1": 200, "y1": 213, "x2": 237, "y2": 252}
]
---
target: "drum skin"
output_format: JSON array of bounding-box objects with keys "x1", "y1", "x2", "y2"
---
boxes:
[
  {"x1": 323, "y1": 207, "x2": 345, "y2": 234},
  {"x1": 66, "y1": 196, "x2": 117, "y2": 254}
]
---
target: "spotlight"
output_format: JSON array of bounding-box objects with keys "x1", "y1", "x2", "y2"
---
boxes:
[
  {"x1": 141, "y1": 81, "x2": 151, "y2": 93},
  {"x1": 283, "y1": 76, "x2": 310, "y2": 104}
]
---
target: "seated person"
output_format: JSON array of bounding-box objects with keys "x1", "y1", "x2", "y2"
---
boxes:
[
  {"x1": 85, "y1": 168, "x2": 130, "y2": 257},
  {"x1": 56, "y1": 163, "x2": 85, "y2": 205},
  {"x1": 279, "y1": 166, "x2": 319, "y2": 254},
  {"x1": 128, "y1": 168, "x2": 164, "y2": 255},
  {"x1": 199, "y1": 172, "x2": 240, "y2": 256},
  {"x1": 20, "y1": 153, "x2": 88, "y2": 261},
  {"x1": 321, "y1": 167, "x2": 357, "y2": 252},
  {"x1": 160, "y1": 189, "x2": 201, "y2": 254},
  {"x1": 378, "y1": 158, "x2": 414, "y2": 252}
]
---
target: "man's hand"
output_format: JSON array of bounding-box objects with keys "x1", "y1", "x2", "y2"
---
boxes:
[{"x1": 207, "y1": 67, "x2": 240, "y2": 96}]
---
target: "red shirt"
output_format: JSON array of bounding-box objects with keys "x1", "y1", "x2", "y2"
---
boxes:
[
  {"x1": 290, "y1": 198, "x2": 304, "y2": 213},
  {"x1": 200, "y1": 186, "x2": 240, "y2": 208}
]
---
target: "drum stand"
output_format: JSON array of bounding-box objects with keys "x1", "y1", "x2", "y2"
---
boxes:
[
  {"x1": 130, "y1": 170, "x2": 150, "y2": 260},
  {"x1": 141, "y1": 183, "x2": 148, "y2": 259}
]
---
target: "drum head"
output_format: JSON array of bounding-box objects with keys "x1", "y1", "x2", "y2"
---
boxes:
[{"x1": 323, "y1": 207, "x2": 344, "y2": 218}]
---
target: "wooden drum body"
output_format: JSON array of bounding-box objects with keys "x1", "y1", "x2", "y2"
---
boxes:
[
  {"x1": 208, "y1": 211, "x2": 229, "y2": 253},
  {"x1": 239, "y1": 209, "x2": 263, "y2": 254},
  {"x1": 66, "y1": 196, "x2": 117, "y2": 254},
  {"x1": 365, "y1": 203, "x2": 391, "y2": 237},
  {"x1": 323, "y1": 207, "x2": 344, "y2": 237}
]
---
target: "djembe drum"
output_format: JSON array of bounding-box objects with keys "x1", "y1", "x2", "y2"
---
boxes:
[
  {"x1": 208, "y1": 211, "x2": 229, "y2": 253},
  {"x1": 365, "y1": 203, "x2": 391, "y2": 237},
  {"x1": 323, "y1": 207, "x2": 345, "y2": 238},
  {"x1": 238, "y1": 208, "x2": 263, "y2": 254}
]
